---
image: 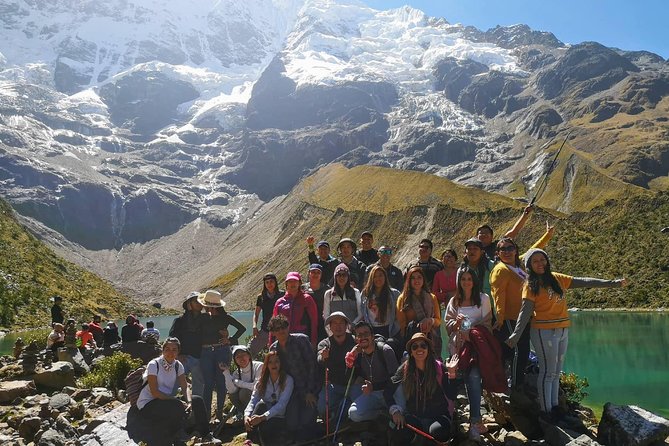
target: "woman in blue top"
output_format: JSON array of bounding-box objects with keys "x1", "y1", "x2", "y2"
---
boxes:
[{"x1": 244, "y1": 350, "x2": 294, "y2": 446}]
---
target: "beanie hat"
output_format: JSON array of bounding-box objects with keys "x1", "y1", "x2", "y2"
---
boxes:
[{"x1": 523, "y1": 248, "x2": 548, "y2": 270}]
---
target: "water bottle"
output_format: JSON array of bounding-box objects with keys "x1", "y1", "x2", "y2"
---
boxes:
[{"x1": 460, "y1": 315, "x2": 471, "y2": 331}]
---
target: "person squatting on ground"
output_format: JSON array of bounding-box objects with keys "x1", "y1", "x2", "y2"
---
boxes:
[
  {"x1": 136, "y1": 337, "x2": 209, "y2": 446},
  {"x1": 317, "y1": 312, "x2": 358, "y2": 423},
  {"x1": 268, "y1": 314, "x2": 320, "y2": 442},
  {"x1": 244, "y1": 351, "x2": 294, "y2": 446},
  {"x1": 169, "y1": 291, "x2": 205, "y2": 398},
  {"x1": 198, "y1": 289, "x2": 246, "y2": 420},
  {"x1": 506, "y1": 248, "x2": 627, "y2": 421},
  {"x1": 345, "y1": 321, "x2": 398, "y2": 422},
  {"x1": 388, "y1": 333, "x2": 457, "y2": 446},
  {"x1": 249, "y1": 273, "x2": 283, "y2": 357},
  {"x1": 223, "y1": 345, "x2": 263, "y2": 423}
]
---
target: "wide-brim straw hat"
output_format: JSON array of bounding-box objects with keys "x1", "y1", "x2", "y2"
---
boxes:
[
  {"x1": 197, "y1": 289, "x2": 226, "y2": 308},
  {"x1": 182, "y1": 291, "x2": 201, "y2": 310},
  {"x1": 405, "y1": 332, "x2": 433, "y2": 352}
]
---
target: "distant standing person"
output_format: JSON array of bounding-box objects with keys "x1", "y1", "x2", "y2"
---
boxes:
[
  {"x1": 249, "y1": 273, "x2": 284, "y2": 357},
  {"x1": 335, "y1": 238, "x2": 367, "y2": 288},
  {"x1": 404, "y1": 239, "x2": 444, "y2": 289},
  {"x1": 306, "y1": 264, "x2": 330, "y2": 342},
  {"x1": 506, "y1": 249, "x2": 628, "y2": 420},
  {"x1": 307, "y1": 237, "x2": 340, "y2": 285},
  {"x1": 169, "y1": 291, "x2": 205, "y2": 398},
  {"x1": 199, "y1": 289, "x2": 246, "y2": 420},
  {"x1": 431, "y1": 249, "x2": 459, "y2": 306},
  {"x1": 323, "y1": 264, "x2": 362, "y2": 332},
  {"x1": 272, "y1": 272, "x2": 319, "y2": 347},
  {"x1": 356, "y1": 231, "x2": 379, "y2": 266},
  {"x1": 364, "y1": 245, "x2": 404, "y2": 291},
  {"x1": 477, "y1": 204, "x2": 534, "y2": 260},
  {"x1": 51, "y1": 295, "x2": 64, "y2": 325},
  {"x1": 88, "y1": 315, "x2": 104, "y2": 347}
]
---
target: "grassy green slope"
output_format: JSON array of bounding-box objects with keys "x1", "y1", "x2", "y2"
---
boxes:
[{"x1": 0, "y1": 198, "x2": 155, "y2": 330}]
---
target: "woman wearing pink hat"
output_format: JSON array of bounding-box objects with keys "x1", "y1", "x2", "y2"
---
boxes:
[{"x1": 271, "y1": 272, "x2": 319, "y2": 346}]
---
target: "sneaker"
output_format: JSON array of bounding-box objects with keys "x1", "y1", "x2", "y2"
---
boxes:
[
  {"x1": 469, "y1": 423, "x2": 481, "y2": 442},
  {"x1": 474, "y1": 421, "x2": 489, "y2": 434}
]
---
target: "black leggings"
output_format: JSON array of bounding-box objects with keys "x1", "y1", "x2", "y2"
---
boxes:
[
  {"x1": 496, "y1": 319, "x2": 530, "y2": 387},
  {"x1": 140, "y1": 395, "x2": 208, "y2": 445},
  {"x1": 247, "y1": 402, "x2": 287, "y2": 446}
]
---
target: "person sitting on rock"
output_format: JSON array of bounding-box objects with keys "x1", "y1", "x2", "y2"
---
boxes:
[
  {"x1": 223, "y1": 345, "x2": 262, "y2": 424},
  {"x1": 141, "y1": 320, "x2": 161, "y2": 344},
  {"x1": 103, "y1": 321, "x2": 121, "y2": 349},
  {"x1": 89, "y1": 315, "x2": 104, "y2": 347},
  {"x1": 388, "y1": 333, "x2": 457, "y2": 446},
  {"x1": 47, "y1": 323, "x2": 65, "y2": 352},
  {"x1": 76, "y1": 323, "x2": 97, "y2": 353},
  {"x1": 121, "y1": 315, "x2": 143, "y2": 343},
  {"x1": 136, "y1": 337, "x2": 211, "y2": 445}
]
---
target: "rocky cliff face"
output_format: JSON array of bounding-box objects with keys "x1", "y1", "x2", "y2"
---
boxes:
[{"x1": 1, "y1": 0, "x2": 668, "y2": 305}]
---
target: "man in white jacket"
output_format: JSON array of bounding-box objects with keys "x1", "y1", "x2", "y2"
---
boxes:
[{"x1": 223, "y1": 345, "x2": 263, "y2": 423}]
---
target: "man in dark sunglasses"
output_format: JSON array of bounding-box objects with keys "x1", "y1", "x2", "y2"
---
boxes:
[{"x1": 364, "y1": 245, "x2": 404, "y2": 291}]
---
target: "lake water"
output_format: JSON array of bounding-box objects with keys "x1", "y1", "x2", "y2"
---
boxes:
[{"x1": 2, "y1": 311, "x2": 667, "y2": 418}]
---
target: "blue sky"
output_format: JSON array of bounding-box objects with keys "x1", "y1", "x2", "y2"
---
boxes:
[{"x1": 362, "y1": 1, "x2": 668, "y2": 59}]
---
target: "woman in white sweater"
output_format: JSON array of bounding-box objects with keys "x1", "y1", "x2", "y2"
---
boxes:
[{"x1": 223, "y1": 345, "x2": 263, "y2": 422}]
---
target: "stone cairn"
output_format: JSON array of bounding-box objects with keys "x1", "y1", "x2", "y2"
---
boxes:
[
  {"x1": 13, "y1": 337, "x2": 25, "y2": 360},
  {"x1": 19, "y1": 340, "x2": 39, "y2": 375}
]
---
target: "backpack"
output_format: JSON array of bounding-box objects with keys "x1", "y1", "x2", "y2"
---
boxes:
[{"x1": 124, "y1": 359, "x2": 180, "y2": 407}]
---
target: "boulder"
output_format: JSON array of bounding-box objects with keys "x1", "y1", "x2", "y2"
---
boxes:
[
  {"x1": 37, "y1": 428, "x2": 67, "y2": 446},
  {"x1": 567, "y1": 434, "x2": 602, "y2": 446},
  {"x1": 597, "y1": 403, "x2": 669, "y2": 446},
  {"x1": 57, "y1": 348, "x2": 90, "y2": 374},
  {"x1": 18, "y1": 416, "x2": 41, "y2": 441},
  {"x1": 0, "y1": 379, "x2": 37, "y2": 403},
  {"x1": 91, "y1": 388, "x2": 115, "y2": 406},
  {"x1": 48, "y1": 393, "x2": 71, "y2": 411},
  {"x1": 32, "y1": 362, "x2": 75, "y2": 390},
  {"x1": 82, "y1": 403, "x2": 138, "y2": 446}
]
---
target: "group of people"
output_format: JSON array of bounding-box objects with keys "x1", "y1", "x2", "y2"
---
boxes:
[
  {"x1": 140, "y1": 204, "x2": 627, "y2": 445},
  {"x1": 48, "y1": 296, "x2": 162, "y2": 355}
]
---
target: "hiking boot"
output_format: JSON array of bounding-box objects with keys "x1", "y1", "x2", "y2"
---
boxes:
[{"x1": 469, "y1": 423, "x2": 482, "y2": 442}]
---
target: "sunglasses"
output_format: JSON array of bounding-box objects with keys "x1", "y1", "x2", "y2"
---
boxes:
[
  {"x1": 411, "y1": 342, "x2": 428, "y2": 351},
  {"x1": 379, "y1": 249, "x2": 393, "y2": 255},
  {"x1": 498, "y1": 246, "x2": 516, "y2": 252}
]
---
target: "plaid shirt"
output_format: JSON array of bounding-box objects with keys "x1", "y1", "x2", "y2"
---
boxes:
[{"x1": 270, "y1": 333, "x2": 320, "y2": 397}]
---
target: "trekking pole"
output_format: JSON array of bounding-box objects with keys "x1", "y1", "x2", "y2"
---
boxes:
[
  {"x1": 332, "y1": 365, "x2": 355, "y2": 444},
  {"x1": 325, "y1": 367, "x2": 330, "y2": 437},
  {"x1": 406, "y1": 423, "x2": 448, "y2": 445},
  {"x1": 530, "y1": 129, "x2": 573, "y2": 205}
]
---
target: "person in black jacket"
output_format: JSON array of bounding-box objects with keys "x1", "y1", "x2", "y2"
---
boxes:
[
  {"x1": 51, "y1": 295, "x2": 64, "y2": 325},
  {"x1": 335, "y1": 238, "x2": 367, "y2": 288},
  {"x1": 169, "y1": 291, "x2": 205, "y2": 397},
  {"x1": 307, "y1": 237, "x2": 340, "y2": 285},
  {"x1": 356, "y1": 231, "x2": 379, "y2": 266}
]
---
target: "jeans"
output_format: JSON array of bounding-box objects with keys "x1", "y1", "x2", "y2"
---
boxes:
[
  {"x1": 286, "y1": 391, "x2": 318, "y2": 442},
  {"x1": 176, "y1": 355, "x2": 204, "y2": 397},
  {"x1": 465, "y1": 366, "x2": 483, "y2": 422},
  {"x1": 348, "y1": 388, "x2": 387, "y2": 422},
  {"x1": 200, "y1": 345, "x2": 231, "y2": 418},
  {"x1": 139, "y1": 395, "x2": 208, "y2": 445},
  {"x1": 531, "y1": 327, "x2": 569, "y2": 412},
  {"x1": 248, "y1": 401, "x2": 287, "y2": 446},
  {"x1": 317, "y1": 382, "x2": 362, "y2": 420}
]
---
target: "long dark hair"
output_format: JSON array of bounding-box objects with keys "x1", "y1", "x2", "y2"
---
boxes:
[
  {"x1": 455, "y1": 266, "x2": 482, "y2": 308},
  {"x1": 402, "y1": 342, "x2": 439, "y2": 409},
  {"x1": 261, "y1": 274, "x2": 282, "y2": 298},
  {"x1": 334, "y1": 270, "x2": 357, "y2": 301},
  {"x1": 496, "y1": 237, "x2": 521, "y2": 267},
  {"x1": 400, "y1": 266, "x2": 431, "y2": 312},
  {"x1": 362, "y1": 265, "x2": 392, "y2": 324},
  {"x1": 527, "y1": 252, "x2": 563, "y2": 297},
  {"x1": 257, "y1": 351, "x2": 287, "y2": 396},
  {"x1": 462, "y1": 248, "x2": 491, "y2": 290}
]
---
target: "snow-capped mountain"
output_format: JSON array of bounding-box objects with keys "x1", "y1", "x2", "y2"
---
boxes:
[{"x1": 1, "y1": 0, "x2": 667, "y2": 292}]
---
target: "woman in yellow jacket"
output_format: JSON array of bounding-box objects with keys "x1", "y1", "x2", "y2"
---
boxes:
[
  {"x1": 489, "y1": 222, "x2": 554, "y2": 389},
  {"x1": 506, "y1": 249, "x2": 627, "y2": 420},
  {"x1": 396, "y1": 266, "x2": 442, "y2": 358}
]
